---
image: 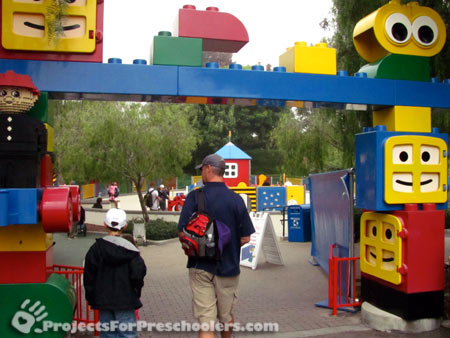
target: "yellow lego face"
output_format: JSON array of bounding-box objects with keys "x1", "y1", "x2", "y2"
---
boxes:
[
  {"x1": 360, "y1": 212, "x2": 403, "y2": 285},
  {"x1": 353, "y1": 0, "x2": 446, "y2": 62},
  {"x1": 2, "y1": 0, "x2": 97, "y2": 53},
  {"x1": 0, "y1": 86, "x2": 38, "y2": 113},
  {"x1": 384, "y1": 135, "x2": 448, "y2": 204}
]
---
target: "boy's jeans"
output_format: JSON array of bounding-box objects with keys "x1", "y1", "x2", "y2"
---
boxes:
[{"x1": 99, "y1": 310, "x2": 137, "y2": 338}]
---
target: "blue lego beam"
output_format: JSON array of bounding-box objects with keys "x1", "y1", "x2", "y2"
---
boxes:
[
  {"x1": 1, "y1": 59, "x2": 450, "y2": 108},
  {"x1": 0, "y1": 59, "x2": 178, "y2": 98},
  {"x1": 179, "y1": 67, "x2": 395, "y2": 105}
]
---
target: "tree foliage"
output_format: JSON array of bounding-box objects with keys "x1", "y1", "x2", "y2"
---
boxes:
[
  {"x1": 184, "y1": 104, "x2": 287, "y2": 175},
  {"x1": 272, "y1": 0, "x2": 449, "y2": 177},
  {"x1": 51, "y1": 101, "x2": 197, "y2": 221}
]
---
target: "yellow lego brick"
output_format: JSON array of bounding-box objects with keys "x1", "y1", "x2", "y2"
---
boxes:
[
  {"x1": 45, "y1": 123, "x2": 54, "y2": 152},
  {"x1": 279, "y1": 42, "x2": 336, "y2": 75},
  {"x1": 384, "y1": 135, "x2": 448, "y2": 204},
  {"x1": 286, "y1": 185, "x2": 305, "y2": 205},
  {"x1": 2, "y1": 0, "x2": 97, "y2": 52},
  {"x1": 360, "y1": 212, "x2": 403, "y2": 285},
  {"x1": 0, "y1": 224, "x2": 53, "y2": 251},
  {"x1": 82, "y1": 183, "x2": 95, "y2": 199},
  {"x1": 374, "y1": 106, "x2": 431, "y2": 132},
  {"x1": 186, "y1": 97, "x2": 208, "y2": 104},
  {"x1": 353, "y1": 0, "x2": 446, "y2": 62},
  {"x1": 285, "y1": 101, "x2": 304, "y2": 108}
]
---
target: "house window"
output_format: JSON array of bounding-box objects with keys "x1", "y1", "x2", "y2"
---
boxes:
[{"x1": 225, "y1": 163, "x2": 238, "y2": 178}]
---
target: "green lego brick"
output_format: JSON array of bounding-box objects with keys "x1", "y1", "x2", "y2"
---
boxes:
[
  {"x1": 358, "y1": 54, "x2": 430, "y2": 82},
  {"x1": 0, "y1": 273, "x2": 75, "y2": 337},
  {"x1": 27, "y1": 92, "x2": 54, "y2": 126},
  {"x1": 151, "y1": 31, "x2": 202, "y2": 67}
]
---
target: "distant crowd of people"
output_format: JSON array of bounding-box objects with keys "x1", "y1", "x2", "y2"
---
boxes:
[{"x1": 144, "y1": 184, "x2": 169, "y2": 211}]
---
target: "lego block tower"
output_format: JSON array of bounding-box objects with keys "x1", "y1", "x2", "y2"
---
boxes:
[{"x1": 354, "y1": 0, "x2": 448, "y2": 321}]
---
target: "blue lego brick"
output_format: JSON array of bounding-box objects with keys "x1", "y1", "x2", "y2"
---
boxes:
[
  {"x1": 178, "y1": 65, "x2": 397, "y2": 105},
  {"x1": 178, "y1": 65, "x2": 450, "y2": 108},
  {"x1": 355, "y1": 126, "x2": 448, "y2": 211},
  {"x1": 0, "y1": 59, "x2": 178, "y2": 97},
  {"x1": 0, "y1": 189, "x2": 38, "y2": 226},
  {"x1": 257, "y1": 99, "x2": 286, "y2": 107},
  {"x1": 1, "y1": 59, "x2": 450, "y2": 108},
  {"x1": 257, "y1": 187, "x2": 286, "y2": 211}
]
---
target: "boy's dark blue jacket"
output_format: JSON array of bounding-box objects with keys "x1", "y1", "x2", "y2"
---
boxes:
[{"x1": 84, "y1": 236, "x2": 147, "y2": 310}]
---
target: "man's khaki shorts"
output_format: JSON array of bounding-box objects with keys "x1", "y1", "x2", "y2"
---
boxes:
[{"x1": 189, "y1": 268, "x2": 239, "y2": 324}]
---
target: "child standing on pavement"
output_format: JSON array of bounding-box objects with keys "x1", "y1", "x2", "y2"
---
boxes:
[{"x1": 84, "y1": 208, "x2": 147, "y2": 337}]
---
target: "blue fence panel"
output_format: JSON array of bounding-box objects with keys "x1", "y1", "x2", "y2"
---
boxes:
[
  {"x1": 257, "y1": 186, "x2": 286, "y2": 211},
  {"x1": 309, "y1": 170, "x2": 354, "y2": 273}
]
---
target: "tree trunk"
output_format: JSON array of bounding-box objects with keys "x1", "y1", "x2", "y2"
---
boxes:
[{"x1": 134, "y1": 176, "x2": 150, "y2": 223}]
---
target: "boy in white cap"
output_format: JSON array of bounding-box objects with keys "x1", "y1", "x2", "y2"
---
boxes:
[{"x1": 84, "y1": 208, "x2": 147, "y2": 337}]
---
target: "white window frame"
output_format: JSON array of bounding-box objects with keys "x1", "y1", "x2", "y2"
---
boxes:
[{"x1": 224, "y1": 162, "x2": 238, "y2": 178}]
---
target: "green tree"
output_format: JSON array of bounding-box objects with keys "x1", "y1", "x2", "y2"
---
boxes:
[
  {"x1": 184, "y1": 103, "x2": 286, "y2": 175},
  {"x1": 52, "y1": 101, "x2": 197, "y2": 221}
]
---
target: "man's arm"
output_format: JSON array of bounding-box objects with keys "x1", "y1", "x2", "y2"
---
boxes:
[{"x1": 240, "y1": 236, "x2": 251, "y2": 246}]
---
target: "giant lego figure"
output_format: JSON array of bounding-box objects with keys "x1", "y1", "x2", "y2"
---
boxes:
[
  {"x1": 0, "y1": 70, "x2": 79, "y2": 337},
  {"x1": 354, "y1": 0, "x2": 448, "y2": 322}
]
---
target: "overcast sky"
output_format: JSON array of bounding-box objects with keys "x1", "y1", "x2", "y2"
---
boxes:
[{"x1": 103, "y1": 0, "x2": 334, "y2": 67}]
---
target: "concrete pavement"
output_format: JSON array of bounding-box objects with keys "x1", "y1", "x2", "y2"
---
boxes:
[{"x1": 54, "y1": 233, "x2": 450, "y2": 337}]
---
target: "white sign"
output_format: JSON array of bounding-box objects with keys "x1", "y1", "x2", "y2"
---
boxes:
[{"x1": 240, "y1": 212, "x2": 284, "y2": 270}]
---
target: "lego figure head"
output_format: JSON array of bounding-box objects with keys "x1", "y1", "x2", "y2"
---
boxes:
[
  {"x1": 1, "y1": 0, "x2": 97, "y2": 53},
  {"x1": 0, "y1": 70, "x2": 39, "y2": 113},
  {"x1": 361, "y1": 212, "x2": 403, "y2": 284},
  {"x1": 353, "y1": 0, "x2": 446, "y2": 62},
  {"x1": 384, "y1": 135, "x2": 448, "y2": 204}
]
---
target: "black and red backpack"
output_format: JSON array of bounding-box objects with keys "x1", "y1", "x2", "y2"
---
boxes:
[{"x1": 180, "y1": 189, "x2": 231, "y2": 260}]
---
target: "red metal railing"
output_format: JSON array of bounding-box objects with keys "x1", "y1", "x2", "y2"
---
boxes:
[
  {"x1": 328, "y1": 244, "x2": 362, "y2": 315},
  {"x1": 51, "y1": 264, "x2": 99, "y2": 336}
]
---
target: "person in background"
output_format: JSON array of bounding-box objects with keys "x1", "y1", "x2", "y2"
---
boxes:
[
  {"x1": 158, "y1": 184, "x2": 169, "y2": 211},
  {"x1": 150, "y1": 186, "x2": 160, "y2": 211},
  {"x1": 108, "y1": 182, "x2": 119, "y2": 208},
  {"x1": 92, "y1": 197, "x2": 103, "y2": 209}
]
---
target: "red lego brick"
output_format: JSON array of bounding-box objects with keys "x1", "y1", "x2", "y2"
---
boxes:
[
  {"x1": 0, "y1": 247, "x2": 53, "y2": 284},
  {"x1": 40, "y1": 154, "x2": 53, "y2": 187},
  {"x1": 363, "y1": 204, "x2": 445, "y2": 294},
  {"x1": 175, "y1": 5, "x2": 248, "y2": 53}
]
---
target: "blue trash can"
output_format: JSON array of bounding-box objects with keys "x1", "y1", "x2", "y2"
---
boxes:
[{"x1": 288, "y1": 204, "x2": 311, "y2": 242}]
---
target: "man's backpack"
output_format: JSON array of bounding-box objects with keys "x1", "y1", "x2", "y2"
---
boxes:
[{"x1": 180, "y1": 189, "x2": 231, "y2": 260}]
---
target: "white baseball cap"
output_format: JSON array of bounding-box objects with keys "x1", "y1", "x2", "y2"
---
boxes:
[
  {"x1": 159, "y1": 184, "x2": 164, "y2": 188},
  {"x1": 104, "y1": 208, "x2": 127, "y2": 230}
]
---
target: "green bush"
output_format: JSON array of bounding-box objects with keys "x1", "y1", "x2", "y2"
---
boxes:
[
  {"x1": 124, "y1": 217, "x2": 178, "y2": 240},
  {"x1": 146, "y1": 218, "x2": 179, "y2": 240}
]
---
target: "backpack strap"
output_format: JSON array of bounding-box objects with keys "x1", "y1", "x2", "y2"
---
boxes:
[{"x1": 197, "y1": 188, "x2": 206, "y2": 213}]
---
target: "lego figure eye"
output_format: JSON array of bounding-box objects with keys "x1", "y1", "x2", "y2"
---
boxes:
[
  {"x1": 420, "y1": 145, "x2": 440, "y2": 164},
  {"x1": 392, "y1": 145, "x2": 413, "y2": 164},
  {"x1": 383, "y1": 223, "x2": 395, "y2": 244},
  {"x1": 11, "y1": 90, "x2": 20, "y2": 98},
  {"x1": 367, "y1": 221, "x2": 377, "y2": 239},
  {"x1": 412, "y1": 16, "x2": 438, "y2": 46},
  {"x1": 385, "y1": 13, "x2": 412, "y2": 44},
  {"x1": 1, "y1": 90, "x2": 6, "y2": 96}
]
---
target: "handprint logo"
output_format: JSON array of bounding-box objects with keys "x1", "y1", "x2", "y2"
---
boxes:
[{"x1": 11, "y1": 299, "x2": 48, "y2": 334}]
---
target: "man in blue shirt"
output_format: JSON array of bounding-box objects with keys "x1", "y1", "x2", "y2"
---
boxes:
[{"x1": 178, "y1": 154, "x2": 255, "y2": 338}]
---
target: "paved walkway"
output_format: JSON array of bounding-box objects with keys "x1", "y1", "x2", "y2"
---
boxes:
[{"x1": 54, "y1": 233, "x2": 450, "y2": 338}]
